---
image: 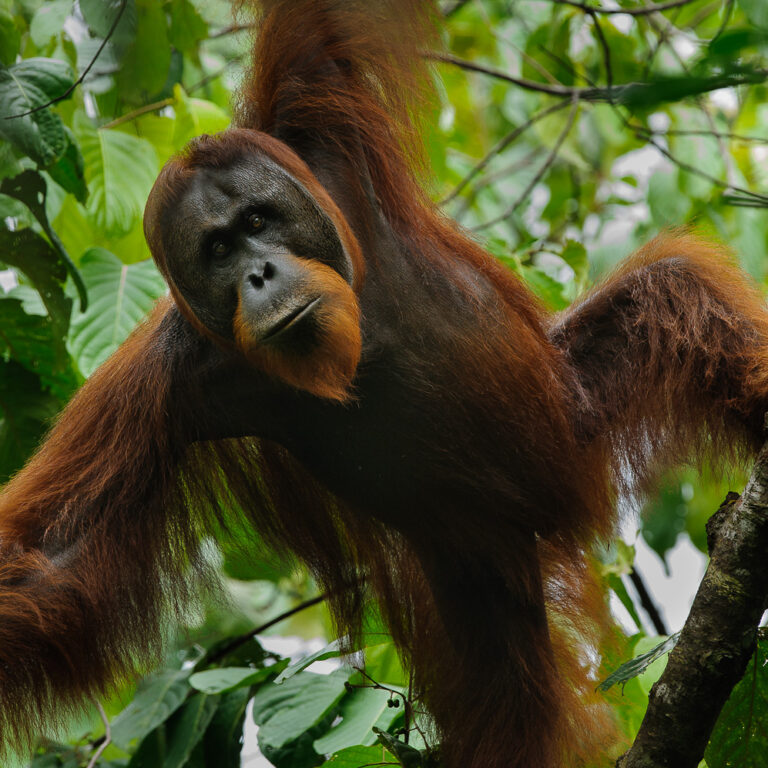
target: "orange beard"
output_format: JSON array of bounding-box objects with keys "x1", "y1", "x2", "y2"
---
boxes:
[{"x1": 234, "y1": 259, "x2": 362, "y2": 402}]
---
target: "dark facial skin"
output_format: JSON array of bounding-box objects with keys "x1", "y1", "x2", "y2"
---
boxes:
[{"x1": 162, "y1": 153, "x2": 355, "y2": 343}]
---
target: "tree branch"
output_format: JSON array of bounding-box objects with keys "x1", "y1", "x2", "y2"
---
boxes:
[
  {"x1": 86, "y1": 699, "x2": 111, "y2": 768},
  {"x1": 628, "y1": 568, "x2": 668, "y2": 636},
  {"x1": 618, "y1": 428, "x2": 768, "y2": 767},
  {"x1": 430, "y1": 52, "x2": 768, "y2": 105},
  {"x1": 552, "y1": 0, "x2": 698, "y2": 15}
]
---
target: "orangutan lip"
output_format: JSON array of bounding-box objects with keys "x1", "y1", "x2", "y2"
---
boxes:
[{"x1": 262, "y1": 297, "x2": 320, "y2": 341}]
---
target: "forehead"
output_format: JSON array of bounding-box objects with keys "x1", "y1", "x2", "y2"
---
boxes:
[{"x1": 176, "y1": 152, "x2": 292, "y2": 223}]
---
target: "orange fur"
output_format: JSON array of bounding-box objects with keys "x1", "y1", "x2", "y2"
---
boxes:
[{"x1": 234, "y1": 257, "x2": 361, "y2": 401}]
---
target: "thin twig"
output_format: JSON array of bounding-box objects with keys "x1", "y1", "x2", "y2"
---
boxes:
[
  {"x1": 430, "y1": 52, "x2": 578, "y2": 97},
  {"x1": 189, "y1": 56, "x2": 245, "y2": 94},
  {"x1": 6, "y1": 0, "x2": 127, "y2": 119},
  {"x1": 588, "y1": 9, "x2": 613, "y2": 98},
  {"x1": 204, "y1": 593, "x2": 328, "y2": 665},
  {"x1": 474, "y1": 95, "x2": 580, "y2": 231},
  {"x1": 101, "y1": 98, "x2": 173, "y2": 129},
  {"x1": 661, "y1": 128, "x2": 768, "y2": 143},
  {"x1": 552, "y1": 0, "x2": 697, "y2": 16},
  {"x1": 86, "y1": 699, "x2": 111, "y2": 768},
  {"x1": 209, "y1": 22, "x2": 252, "y2": 39},
  {"x1": 441, "y1": 100, "x2": 572, "y2": 205}
]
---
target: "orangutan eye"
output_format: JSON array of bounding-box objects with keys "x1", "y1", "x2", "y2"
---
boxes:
[
  {"x1": 247, "y1": 212, "x2": 265, "y2": 231},
  {"x1": 211, "y1": 240, "x2": 229, "y2": 259}
]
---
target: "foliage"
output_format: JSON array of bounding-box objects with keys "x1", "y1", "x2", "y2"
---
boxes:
[{"x1": 3, "y1": 0, "x2": 768, "y2": 766}]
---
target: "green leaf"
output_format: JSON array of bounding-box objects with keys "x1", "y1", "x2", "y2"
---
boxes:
[
  {"x1": 319, "y1": 745, "x2": 395, "y2": 768},
  {"x1": 0, "y1": 226, "x2": 72, "y2": 342},
  {"x1": 0, "y1": 5, "x2": 20, "y2": 66},
  {"x1": 0, "y1": 294, "x2": 76, "y2": 398},
  {"x1": 168, "y1": 0, "x2": 208, "y2": 54},
  {"x1": 127, "y1": 728, "x2": 165, "y2": 768},
  {"x1": 363, "y1": 639, "x2": 407, "y2": 687},
  {"x1": 560, "y1": 240, "x2": 588, "y2": 287},
  {"x1": 648, "y1": 169, "x2": 691, "y2": 228},
  {"x1": 111, "y1": 669, "x2": 191, "y2": 750},
  {"x1": 80, "y1": 0, "x2": 137, "y2": 53},
  {"x1": 0, "y1": 58, "x2": 74, "y2": 166},
  {"x1": 74, "y1": 111, "x2": 158, "y2": 237},
  {"x1": 202, "y1": 687, "x2": 250, "y2": 768},
  {"x1": 189, "y1": 665, "x2": 277, "y2": 695},
  {"x1": 641, "y1": 479, "x2": 690, "y2": 567},
  {"x1": 252, "y1": 669, "x2": 351, "y2": 751},
  {"x1": 1, "y1": 170, "x2": 87, "y2": 309},
  {"x1": 115, "y1": 0, "x2": 171, "y2": 100},
  {"x1": 709, "y1": 28, "x2": 768, "y2": 57},
  {"x1": 314, "y1": 686, "x2": 401, "y2": 755},
  {"x1": 75, "y1": 35, "x2": 120, "y2": 95},
  {"x1": 374, "y1": 729, "x2": 424, "y2": 768},
  {"x1": 47, "y1": 126, "x2": 87, "y2": 203},
  {"x1": 67, "y1": 248, "x2": 166, "y2": 377},
  {"x1": 163, "y1": 694, "x2": 219, "y2": 768},
  {"x1": 739, "y1": 0, "x2": 768, "y2": 30},
  {"x1": 520, "y1": 265, "x2": 569, "y2": 310},
  {"x1": 707, "y1": 635, "x2": 768, "y2": 767},
  {"x1": 275, "y1": 639, "x2": 347, "y2": 684},
  {"x1": 0, "y1": 360, "x2": 59, "y2": 482},
  {"x1": 29, "y1": 1, "x2": 72, "y2": 48},
  {"x1": 172, "y1": 84, "x2": 230, "y2": 147},
  {"x1": 0, "y1": 141, "x2": 22, "y2": 181},
  {"x1": 598, "y1": 633, "x2": 680, "y2": 692}
]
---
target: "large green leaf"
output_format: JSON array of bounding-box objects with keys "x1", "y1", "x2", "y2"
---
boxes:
[
  {"x1": 0, "y1": 226, "x2": 72, "y2": 343},
  {"x1": 67, "y1": 247, "x2": 166, "y2": 377},
  {"x1": 0, "y1": 294, "x2": 76, "y2": 399},
  {"x1": 1, "y1": 170, "x2": 87, "y2": 309},
  {"x1": 314, "y1": 686, "x2": 401, "y2": 755},
  {"x1": 115, "y1": 0, "x2": 171, "y2": 101},
  {"x1": 163, "y1": 694, "x2": 219, "y2": 768},
  {"x1": 0, "y1": 5, "x2": 20, "y2": 65},
  {"x1": 47, "y1": 127, "x2": 88, "y2": 203},
  {"x1": 707, "y1": 635, "x2": 768, "y2": 767},
  {"x1": 168, "y1": 0, "x2": 208, "y2": 54},
  {"x1": 74, "y1": 111, "x2": 158, "y2": 237},
  {"x1": 80, "y1": 0, "x2": 137, "y2": 53},
  {"x1": 172, "y1": 84, "x2": 230, "y2": 148},
  {"x1": 275, "y1": 639, "x2": 347, "y2": 684},
  {"x1": 111, "y1": 669, "x2": 191, "y2": 750},
  {"x1": 739, "y1": 0, "x2": 768, "y2": 30},
  {"x1": 29, "y1": 1, "x2": 73, "y2": 49},
  {"x1": 251, "y1": 669, "x2": 351, "y2": 752},
  {"x1": 189, "y1": 665, "x2": 279, "y2": 695},
  {"x1": 202, "y1": 688, "x2": 250, "y2": 768},
  {"x1": 0, "y1": 58, "x2": 74, "y2": 165}
]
